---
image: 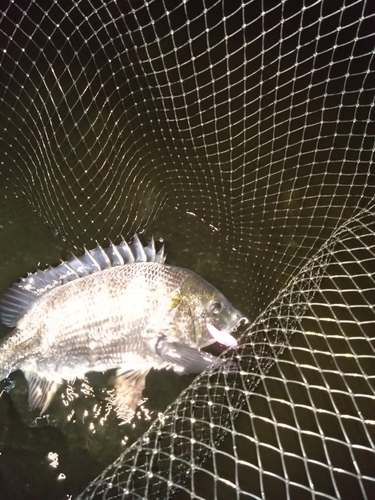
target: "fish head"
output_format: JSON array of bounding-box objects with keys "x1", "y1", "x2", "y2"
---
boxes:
[{"x1": 178, "y1": 272, "x2": 244, "y2": 350}]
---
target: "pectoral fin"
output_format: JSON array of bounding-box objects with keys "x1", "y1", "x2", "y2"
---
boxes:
[
  {"x1": 155, "y1": 338, "x2": 224, "y2": 375},
  {"x1": 111, "y1": 369, "x2": 149, "y2": 423},
  {"x1": 24, "y1": 371, "x2": 62, "y2": 414}
]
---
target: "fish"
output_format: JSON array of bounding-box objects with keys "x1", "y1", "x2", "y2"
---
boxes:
[{"x1": 0, "y1": 235, "x2": 243, "y2": 422}]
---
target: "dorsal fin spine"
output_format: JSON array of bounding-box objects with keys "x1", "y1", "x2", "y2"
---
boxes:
[
  {"x1": 118, "y1": 239, "x2": 135, "y2": 264},
  {"x1": 85, "y1": 248, "x2": 102, "y2": 271},
  {"x1": 108, "y1": 242, "x2": 125, "y2": 265},
  {"x1": 0, "y1": 235, "x2": 164, "y2": 328}
]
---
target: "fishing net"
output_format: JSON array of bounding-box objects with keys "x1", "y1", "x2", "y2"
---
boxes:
[{"x1": 1, "y1": 0, "x2": 375, "y2": 499}]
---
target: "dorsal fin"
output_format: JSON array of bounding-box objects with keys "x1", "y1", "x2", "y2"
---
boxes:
[{"x1": 0, "y1": 235, "x2": 166, "y2": 328}]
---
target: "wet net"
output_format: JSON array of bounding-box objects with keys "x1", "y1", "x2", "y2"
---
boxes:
[{"x1": 1, "y1": 0, "x2": 375, "y2": 499}]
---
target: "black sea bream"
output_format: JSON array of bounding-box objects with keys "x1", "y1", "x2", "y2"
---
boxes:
[{"x1": 0, "y1": 235, "x2": 243, "y2": 421}]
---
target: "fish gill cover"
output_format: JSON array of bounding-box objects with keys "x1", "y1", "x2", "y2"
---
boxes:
[{"x1": 1, "y1": 1, "x2": 375, "y2": 500}]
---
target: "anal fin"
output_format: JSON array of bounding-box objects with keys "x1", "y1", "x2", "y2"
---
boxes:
[
  {"x1": 24, "y1": 371, "x2": 62, "y2": 414},
  {"x1": 110, "y1": 369, "x2": 149, "y2": 424}
]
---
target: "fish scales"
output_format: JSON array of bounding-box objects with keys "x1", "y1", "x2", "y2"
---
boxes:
[
  {"x1": 6, "y1": 265, "x2": 188, "y2": 377},
  {"x1": 0, "y1": 236, "x2": 244, "y2": 422}
]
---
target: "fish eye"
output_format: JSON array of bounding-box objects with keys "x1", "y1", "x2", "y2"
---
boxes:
[{"x1": 209, "y1": 300, "x2": 223, "y2": 315}]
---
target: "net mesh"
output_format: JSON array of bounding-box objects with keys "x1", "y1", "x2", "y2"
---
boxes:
[{"x1": 1, "y1": 0, "x2": 375, "y2": 499}]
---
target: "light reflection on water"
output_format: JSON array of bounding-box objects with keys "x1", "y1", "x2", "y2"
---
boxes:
[{"x1": 0, "y1": 362, "x2": 196, "y2": 498}]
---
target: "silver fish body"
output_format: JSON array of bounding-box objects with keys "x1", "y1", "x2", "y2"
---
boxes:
[{"x1": 0, "y1": 236, "x2": 242, "y2": 420}]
